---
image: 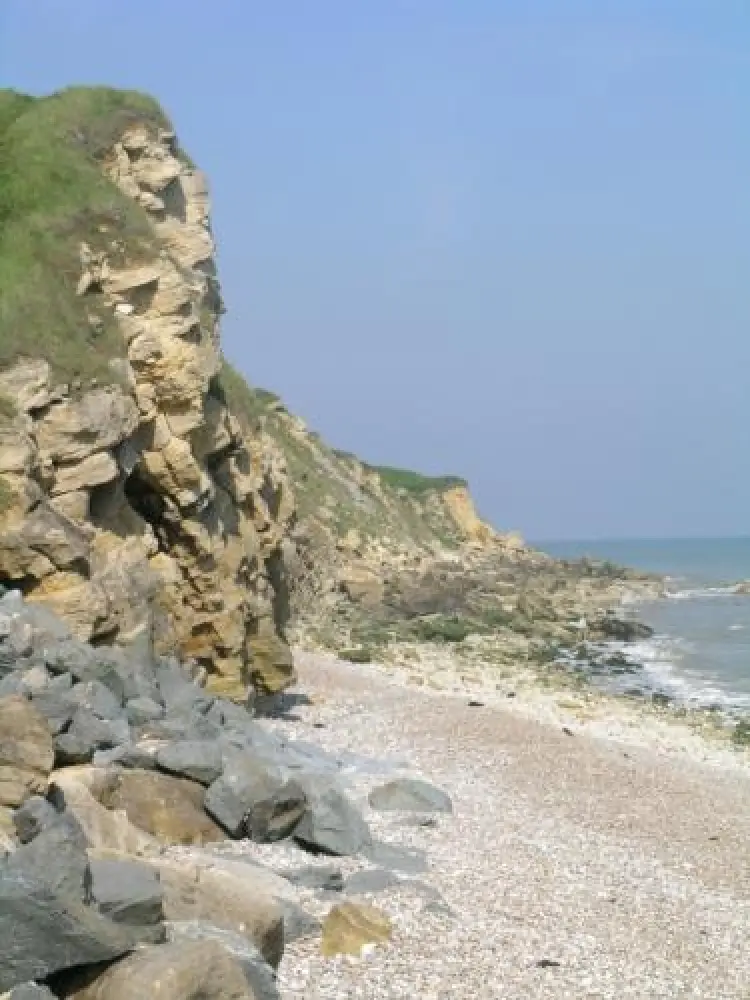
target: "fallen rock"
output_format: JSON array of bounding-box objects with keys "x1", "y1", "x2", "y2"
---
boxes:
[
  {"x1": 8, "y1": 809, "x2": 91, "y2": 901},
  {"x1": 0, "y1": 695, "x2": 55, "y2": 807},
  {"x1": 136, "y1": 855, "x2": 284, "y2": 967},
  {"x1": 101, "y1": 769, "x2": 226, "y2": 846},
  {"x1": 89, "y1": 857, "x2": 164, "y2": 935},
  {"x1": 8, "y1": 984, "x2": 58, "y2": 999},
  {"x1": 12, "y1": 795, "x2": 59, "y2": 843},
  {"x1": 0, "y1": 863, "x2": 134, "y2": 992},
  {"x1": 48, "y1": 767, "x2": 156, "y2": 855},
  {"x1": 320, "y1": 901, "x2": 392, "y2": 958},
  {"x1": 58, "y1": 940, "x2": 257, "y2": 1000},
  {"x1": 368, "y1": 778, "x2": 453, "y2": 814},
  {"x1": 69, "y1": 680, "x2": 123, "y2": 721},
  {"x1": 167, "y1": 921, "x2": 280, "y2": 1000},
  {"x1": 54, "y1": 711, "x2": 130, "y2": 766},
  {"x1": 365, "y1": 841, "x2": 429, "y2": 874},
  {"x1": 281, "y1": 864, "x2": 344, "y2": 891},
  {"x1": 204, "y1": 754, "x2": 306, "y2": 842},
  {"x1": 294, "y1": 776, "x2": 372, "y2": 857},
  {"x1": 345, "y1": 868, "x2": 401, "y2": 894},
  {"x1": 124, "y1": 696, "x2": 163, "y2": 725},
  {"x1": 155, "y1": 740, "x2": 223, "y2": 786}
]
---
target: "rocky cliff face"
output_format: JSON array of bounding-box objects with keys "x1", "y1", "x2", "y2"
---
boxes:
[{"x1": 0, "y1": 89, "x2": 295, "y2": 699}]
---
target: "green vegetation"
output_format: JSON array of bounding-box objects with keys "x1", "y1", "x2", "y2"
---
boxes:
[
  {"x1": 212, "y1": 361, "x2": 281, "y2": 429},
  {"x1": 0, "y1": 86, "x2": 174, "y2": 383},
  {"x1": 409, "y1": 615, "x2": 474, "y2": 643},
  {"x1": 368, "y1": 464, "x2": 467, "y2": 495},
  {"x1": 0, "y1": 474, "x2": 15, "y2": 514},
  {"x1": 0, "y1": 393, "x2": 16, "y2": 422},
  {"x1": 731, "y1": 720, "x2": 750, "y2": 747},
  {"x1": 337, "y1": 647, "x2": 373, "y2": 664}
]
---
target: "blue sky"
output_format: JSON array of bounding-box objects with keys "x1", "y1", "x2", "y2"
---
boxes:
[{"x1": 2, "y1": 2, "x2": 748, "y2": 539}]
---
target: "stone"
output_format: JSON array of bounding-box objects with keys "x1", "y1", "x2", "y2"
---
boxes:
[
  {"x1": 155, "y1": 740, "x2": 223, "y2": 786},
  {"x1": 102, "y1": 769, "x2": 226, "y2": 846},
  {"x1": 139, "y1": 855, "x2": 284, "y2": 967},
  {"x1": 124, "y1": 696, "x2": 163, "y2": 725},
  {"x1": 345, "y1": 868, "x2": 401, "y2": 894},
  {"x1": 204, "y1": 754, "x2": 306, "y2": 842},
  {"x1": 0, "y1": 696, "x2": 55, "y2": 806},
  {"x1": 70, "y1": 679, "x2": 124, "y2": 720},
  {"x1": 365, "y1": 841, "x2": 429, "y2": 874},
  {"x1": 12, "y1": 794, "x2": 59, "y2": 843},
  {"x1": 368, "y1": 778, "x2": 453, "y2": 814},
  {"x1": 29, "y1": 688, "x2": 77, "y2": 735},
  {"x1": 9, "y1": 983, "x2": 58, "y2": 999},
  {"x1": 281, "y1": 864, "x2": 344, "y2": 892},
  {"x1": 54, "y1": 710, "x2": 131, "y2": 766},
  {"x1": 58, "y1": 940, "x2": 257, "y2": 1000},
  {"x1": 154, "y1": 660, "x2": 213, "y2": 716},
  {"x1": 89, "y1": 857, "x2": 164, "y2": 936},
  {"x1": 320, "y1": 902, "x2": 392, "y2": 958},
  {"x1": 294, "y1": 777, "x2": 372, "y2": 857},
  {"x1": 45, "y1": 642, "x2": 126, "y2": 702},
  {"x1": 166, "y1": 922, "x2": 280, "y2": 1000},
  {"x1": 0, "y1": 862, "x2": 134, "y2": 992},
  {"x1": 246, "y1": 633, "x2": 295, "y2": 697},
  {"x1": 8, "y1": 809, "x2": 91, "y2": 901},
  {"x1": 48, "y1": 767, "x2": 157, "y2": 855}
]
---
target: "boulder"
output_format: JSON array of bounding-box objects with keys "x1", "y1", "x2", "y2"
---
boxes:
[
  {"x1": 29, "y1": 687, "x2": 77, "y2": 735},
  {"x1": 204, "y1": 754, "x2": 306, "y2": 842},
  {"x1": 320, "y1": 902, "x2": 392, "y2": 958},
  {"x1": 167, "y1": 922, "x2": 280, "y2": 1000},
  {"x1": 154, "y1": 660, "x2": 213, "y2": 716},
  {"x1": 8, "y1": 984, "x2": 57, "y2": 999},
  {"x1": 124, "y1": 696, "x2": 163, "y2": 725},
  {"x1": 101, "y1": 769, "x2": 226, "y2": 846},
  {"x1": 368, "y1": 778, "x2": 453, "y2": 814},
  {"x1": 0, "y1": 695, "x2": 55, "y2": 806},
  {"x1": 89, "y1": 857, "x2": 164, "y2": 940},
  {"x1": 294, "y1": 777, "x2": 371, "y2": 857},
  {"x1": 54, "y1": 711, "x2": 130, "y2": 766},
  {"x1": 137, "y1": 855, "x2": 284, "y2": 967},
  {"x1": 281, "y1": 864, "x2": 344, "y2": 892},
  {"x1": 48, "y1": 767, "x2": 157, "y2": 856},
  {"x1": 58, "y1": 940, "x2": 257, "y2": 1000},
  {"x1": 12, "y1": 794, "x2": 60, "y2": 843},
  {"x1": 155, "y1": 741, "x2": 223, "y2": 786},
  {"x1": 365, "y1": 841, "x2": 428, "y2": 874},
  {"x1": 246, "y1": 633, "x2": 294, "y2": 697},
  {"x1": 69, "y1": 680, "x2": 123, "y2": 721},
  {"x1": 0, "y1": 863, "x2": 134, "y2": 992},
  {"x1": 8, "y1": 809, "x2": 91, "y2": 901}
]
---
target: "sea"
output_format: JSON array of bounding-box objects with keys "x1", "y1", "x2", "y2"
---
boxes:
[{"x1": 537, "y1": 537, "x2": 750, "y2": 716}]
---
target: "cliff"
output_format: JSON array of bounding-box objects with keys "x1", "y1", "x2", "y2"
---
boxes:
[
  {"x1": 0, "y1": 86, "x2": 657, "y2": 703},
  {"x1": 0, "y1": 87, "x2": 295, "y2": 698}
]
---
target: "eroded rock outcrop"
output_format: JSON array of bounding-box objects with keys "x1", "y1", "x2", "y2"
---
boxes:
[{"x1": 0, "y1": 104, "x2": 295, "y2": 699}]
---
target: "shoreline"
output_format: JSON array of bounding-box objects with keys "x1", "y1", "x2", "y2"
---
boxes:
[{"x1": 297, "y1": 641, "x2": 750, "y2": 773}]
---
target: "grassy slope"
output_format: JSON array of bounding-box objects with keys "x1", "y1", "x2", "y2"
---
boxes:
[
  {"x1": 219, "y1": 360, "x2": 472, "y2": 548},
  {"x1": 0, "y1": 86, "x2": 173, "y2": 384}
]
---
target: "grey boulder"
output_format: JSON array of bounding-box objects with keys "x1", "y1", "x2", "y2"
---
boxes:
[
  {"x1": 368, "y1": 778, "x2": 453, "y2": 814},
  {"x1": 69, "y1": 679, "x2": 123, "y2": 720},
  {"x1": 12, "y1": 795, "x2": 59, "y2": 844},
  {"x1": 0, "y1": 864, "x2": 134, "y2": 992},
  {"x1": 156, "y1": 740, "x2": 223, "y2": 786},
  {"x1": 9, "y1": 983, "x2": 58, "y2": 999},
  {"x1": 293, "y1": 777, "x2": 372, "y2": 857},
  {"x1": 204, "y1": 754, "x2": 306, "y2": 842},
  {"x1": 89, "y1": 857, "x2": 165, "y2": 942},
  {"x1": 125, "y1": 696, "x2": 163, "y2": 725},
  {"x1": 54, "y1": 710, "x2": 130, "y2": 765}
]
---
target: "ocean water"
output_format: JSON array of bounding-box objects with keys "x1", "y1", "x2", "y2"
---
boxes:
[{"x1": 537, "y1": 537, "x2": 750, "y2": 713}]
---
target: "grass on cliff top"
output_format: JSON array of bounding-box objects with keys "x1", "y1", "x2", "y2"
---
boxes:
[
  {"x1": 213, "y1": 361, "x2": 282, "y2": 428},
  {"x1": 368, "y1": 464, "x2": 467, "y2": 496},
  {"x1": 0, "y1": 86, "x2": 174, "y2": 384}
]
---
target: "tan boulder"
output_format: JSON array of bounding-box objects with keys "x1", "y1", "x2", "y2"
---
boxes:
[
  {"x1": 245, "y1": 631, "x2": 295, "y2": 697},
  {"x1": 0, "y1": 695, "x2": 55, "y2": 806},
  {"x1": 51, "y1": 451, "x2": 119, "y2": 495},
  {"x1": 100, "y1": 769, "x2": 226, "y2": 846},
  {"x1": 321, "y1": 902, "x2": 392, "y2": 958},
  {"x1": 49, "y1": 767, "x2": 157, "y2": 856},
  {"x1": 62, "y1": 940, "x2": 256, "y2": 1000},
  {"x1": 137, "y1": 853, "x2": 284, "y2": 967}
]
